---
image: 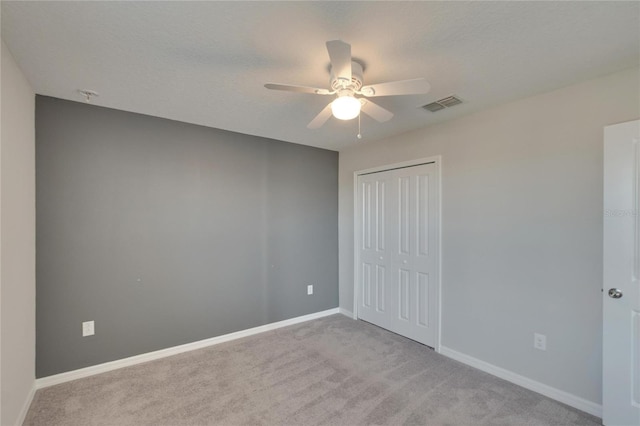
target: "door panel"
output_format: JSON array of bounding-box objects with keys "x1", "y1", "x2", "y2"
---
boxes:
[
  {"x1": 603, "y1": 120, "x2": 640, "y2": 425},
  {"x1": 362, "y1": 181, "x2": 373, "y2": 251},
  {"x1": 376, "y1": 181, "x2": 386, "y2": 252},
  {"x1": 398, "y1": 268, "x2": 410, "y2": 321},
  {"x1": 375, "y1": 265, "x2": 386, "y2": 312},
  {"x1": 417, "y1": 174, "x2": 429, "y2": 258},
  {"x1": 398, "y1": 176, "x2": 411, "y2": 256},
  {"x1": 362, "y1": 262, "x2": 372, "y2": 308},
  {"x1": 357, "y1": 162, "x2": 439, "y2": 348},
  {"x1": 417, "y1": 272, "x2": 429, "y2": 327}
]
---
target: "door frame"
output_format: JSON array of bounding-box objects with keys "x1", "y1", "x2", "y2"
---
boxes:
[{"x1": 353, "y1": 156, "x2": 442, "y2": 352}]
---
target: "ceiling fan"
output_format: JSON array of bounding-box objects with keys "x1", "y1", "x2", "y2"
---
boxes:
[{"x1": 264, "y1": 40, "x2": 431, "y2": 129}]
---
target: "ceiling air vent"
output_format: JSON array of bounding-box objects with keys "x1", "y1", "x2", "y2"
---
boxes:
[{"x1": 422, "y1": 95, "x2": 462, "y2": 112}]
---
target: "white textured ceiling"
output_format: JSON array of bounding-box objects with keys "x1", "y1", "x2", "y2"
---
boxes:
[{"x1": 2, "y1": 1, "x2": 639, "y2": 151}]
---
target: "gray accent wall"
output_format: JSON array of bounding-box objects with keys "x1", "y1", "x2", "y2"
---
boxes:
[{"x1": 36, "y1": 96, "x2": 338, "y2": 377}]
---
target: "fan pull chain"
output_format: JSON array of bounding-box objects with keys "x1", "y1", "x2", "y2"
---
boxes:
[{"x1": 357, "y1": 113, "x2": 362, "y2": 140}]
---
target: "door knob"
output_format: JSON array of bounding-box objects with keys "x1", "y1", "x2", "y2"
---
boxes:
[{"x1": 608, "y1": 288, "x2": 623, "y2": 299}]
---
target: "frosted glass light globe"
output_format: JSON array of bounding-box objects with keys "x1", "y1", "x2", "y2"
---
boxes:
[{"x1": 331, "y1": 96, "x2": 361, "y2": 120}]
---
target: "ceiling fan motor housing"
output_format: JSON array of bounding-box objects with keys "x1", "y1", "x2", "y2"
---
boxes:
[{"x1": 330, "y1": 61, "x2": 364, "y2": 91}]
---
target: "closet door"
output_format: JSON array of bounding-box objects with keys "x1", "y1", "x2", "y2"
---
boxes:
[
  {"x1": 388, "y1": 164, "x2": 437, "y2": 347},
  {"x1": 357, "y1": 170, "x2": 393, "y2": 331},
  {"x1": 357, "y1": 162, "x2": 438, "y2": 348}
]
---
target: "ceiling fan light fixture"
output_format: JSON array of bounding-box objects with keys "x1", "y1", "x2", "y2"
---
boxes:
[
  {"x1": 331, "y1": 95, "x2": 361, "y2": 120},
  {"x1": 264, "y1": 40, "x2": 428, "y2": 129}
]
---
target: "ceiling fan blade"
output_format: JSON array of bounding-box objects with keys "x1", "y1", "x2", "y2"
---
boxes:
[
  {"x1": 307, "y1": 103, "x2": 334, "y2": 129},
  {"x1": 360, "y1": 99, "x2": 394, "y2": 122},
  {"x1": 360, "y1": 78, "x2": 431, "y2": 97},
  {"x1": 264, "y1": 83, "x2": 331, "y2": 95},
  {"x1": 326, "y1": 40, "x2": 352, "y2": 84}
]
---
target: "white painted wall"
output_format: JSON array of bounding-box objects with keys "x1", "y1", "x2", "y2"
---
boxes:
[
  {"x1": 1, "y1": 40, "x2": 36, "y2": 425},
  {"x1": 339, "y1": 67, "x2": 640, "y2": 405}
]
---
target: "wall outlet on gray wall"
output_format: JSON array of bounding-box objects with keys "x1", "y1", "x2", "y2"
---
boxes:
[
  {"x1": 533, "y1": 333, "x2": 546, "y2": 351},
  {"x1": 307, "y1": 285, "x2": 313, "y2": 295},
  {"x1": 82, "y1": 321, "x2": 95, "y2": 337}
]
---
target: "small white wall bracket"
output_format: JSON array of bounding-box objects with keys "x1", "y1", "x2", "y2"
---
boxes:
[{"x1": 78, "y1": 89, "x2": 99, "y2": 103}]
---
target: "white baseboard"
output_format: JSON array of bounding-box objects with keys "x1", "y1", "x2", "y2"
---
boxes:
[
  {"x1": 339, "y1": 307, "x2": 355, "y2": 319},
  {"x1": 439, "y1": 346, "x2": 602, "y2": 419},
  {"x1": 36, "y1": 308, "x2": 340, "y2": 390},
  {"x1": 15, "y1": 383, "x2": 36, "y2": 426}
]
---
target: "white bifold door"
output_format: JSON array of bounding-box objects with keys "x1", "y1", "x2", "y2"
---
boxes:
[
  {"x1": 603, "y1": 120, "x2": 640, "y2": 426},
  {"x1": 357, "y1": 162, "x2": 439, "y2": 348}
]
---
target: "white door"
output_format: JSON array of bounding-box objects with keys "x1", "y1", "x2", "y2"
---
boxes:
[
  {"x1": 603, "y1": 120, "x2": 640, "y2": 426},
  {"x1": 357, "y1": 162, "x2": 439, "y2": 347},
  {"x1": 357, "y1": 169, "x2": 393, "y2": 332}
]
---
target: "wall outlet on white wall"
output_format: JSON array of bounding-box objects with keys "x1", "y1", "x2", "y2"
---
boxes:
[
  {"x1": 533, "y1": 333, "x2": 546, "y2": 351},
  {"x1": 307, "y1": 285, "x2": 313, "y2": 295},
  {"x1": 82, "y1": 321, "x2": 95, "y2": 337}
]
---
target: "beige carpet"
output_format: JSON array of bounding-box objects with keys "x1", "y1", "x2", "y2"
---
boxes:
[{"x1": 24, "y1": 314, "x2": 601, "y2": 426}]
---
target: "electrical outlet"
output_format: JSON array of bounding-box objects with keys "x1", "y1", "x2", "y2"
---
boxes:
[
  {"x1": 82, "y1": 321, "x2": 95, "y2": 337},
  {"x1": 534, "y1": 333, "x2": 546, "y2": 351},
  {"x1": 307, "y1": 285, "x2": 313, "y2": 295}
]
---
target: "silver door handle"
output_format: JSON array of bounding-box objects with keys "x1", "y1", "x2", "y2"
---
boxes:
[{"x1": 608, "y1": 288, "x2": 623, "y2": 299}]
